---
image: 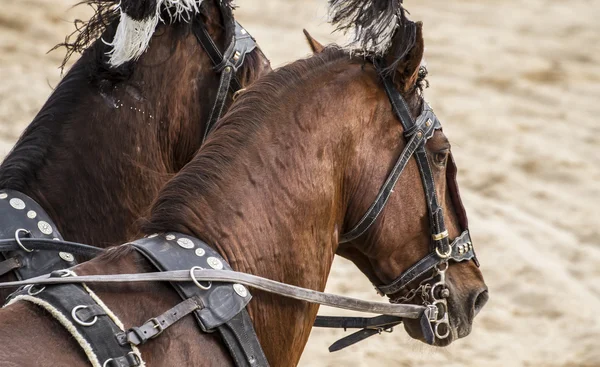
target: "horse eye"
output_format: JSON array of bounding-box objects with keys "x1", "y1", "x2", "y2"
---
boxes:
[{"x1": 433, "y1": 150, "x2": 449, "y2": 165}]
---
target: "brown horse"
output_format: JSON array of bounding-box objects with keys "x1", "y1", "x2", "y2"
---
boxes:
[
  {"x1": 0, "y1": 0, "x2": 270, "y2": 298},
  {"x1": 0, "y1": 21, "x2": 486, "y2": 367}
]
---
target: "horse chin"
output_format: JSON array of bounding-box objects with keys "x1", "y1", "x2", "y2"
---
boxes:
[{"x1": 401, "y1": 317, "x2": 463, "y2": 347}]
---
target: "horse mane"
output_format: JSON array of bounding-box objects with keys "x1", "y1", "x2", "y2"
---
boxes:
[
  {"x1": 143, "y1": 47, "x2": 356, "y2": 234},
  {"x1": 0, "y1": 56, "x2": 94, "y2": 191}
]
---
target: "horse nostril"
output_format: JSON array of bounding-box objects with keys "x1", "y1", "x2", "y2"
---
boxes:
[{"x1": 473, "y1": 289, "x2": 489, "y2": 317}]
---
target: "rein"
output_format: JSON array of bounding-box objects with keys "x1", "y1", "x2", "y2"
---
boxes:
[{"x1": 0, "y1": 269, "x2": 429, "y2": 319}]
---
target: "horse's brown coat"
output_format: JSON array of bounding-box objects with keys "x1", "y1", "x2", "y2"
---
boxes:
[
  {"x1": 0, "y1": 24, "x2": 486, "y2": 367},
  {"x1": 0, "y1": 1, "x2": 270, "y2": 300}
]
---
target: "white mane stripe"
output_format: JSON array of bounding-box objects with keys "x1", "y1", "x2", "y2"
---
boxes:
[{"x1": 107, "y1": 0, "x2": 204, "y2": 67}]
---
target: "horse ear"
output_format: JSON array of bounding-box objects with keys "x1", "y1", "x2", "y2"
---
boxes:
[
  {"x1": 303, "y1": 29, "x2": 325, "y2": 54},
  {"x1": 385, "y1": 21, "x2": 424, "y2": 93}
]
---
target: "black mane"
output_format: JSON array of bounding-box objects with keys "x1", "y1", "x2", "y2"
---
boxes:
[{"x1": 328, "y1": 0, "x2": 416, "y2": 74}]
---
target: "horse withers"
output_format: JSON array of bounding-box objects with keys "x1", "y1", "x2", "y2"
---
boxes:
[{"x1": 0, "y1": 19, "x2": 487, "y2": 367}]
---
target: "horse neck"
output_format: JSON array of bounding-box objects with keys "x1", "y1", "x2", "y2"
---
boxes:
[
  {"x1": 145, "y1": 65, "x2": 375, "y2": 363},
  {"x1": 0, "y1": 25, "x2": 217, "y2": 247}
]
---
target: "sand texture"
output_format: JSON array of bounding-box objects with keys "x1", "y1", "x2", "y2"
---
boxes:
[{"x1": 1, "y1": 0, "x2": 599, "y2": 366}]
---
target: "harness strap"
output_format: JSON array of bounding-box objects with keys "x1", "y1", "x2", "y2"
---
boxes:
[
  {"x1": 0, "y1": 257, "x2": 21, "y2": 277},
  {"x1": 0, "y1": 189, "x2": 77, "y2": 281},
  {"x1": 204, "y1": 66, "x2": 234, "y2": 140},
  {"x1": 118, "y1": 296, "x2": 202, "y2": 346},
  {"x1": 339, "y1": 128, "x2": 425, "y2": 243},
  {"x1": 194, "y1": 20, "x2": 257, "y2": 142},
  {"x1": 0, "y1": 237, "x2": 103, "y2": 257},
  {"x1": 5, "y1": 271, "x2": 142, "y2": 367},
  {"x1": 313, "y1": 314, "x2": 402, "y2": 330}
]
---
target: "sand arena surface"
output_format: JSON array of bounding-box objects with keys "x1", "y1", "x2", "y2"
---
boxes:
[{"x1": 1, "y1": 1, "x2": 599, "y2": 366}]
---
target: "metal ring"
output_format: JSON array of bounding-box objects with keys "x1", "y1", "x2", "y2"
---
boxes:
[
  {"x1": 435, "y1": 320, "x2": 451, "y2": 339},
  {"x1": 190, "y1": 266, "x2": 212, "y2": 290},
  {"x1": 71, "y1": 305, "x2": 98, "y2": 326},
  {"x1": 56, "y1": 269, "x2": 77, "y2": 278},
  {"x1": 435, "y1": 245, "x2": 452, "y2": 259},
  {"x1": 102, "y1": 358, "x2": 114, "y2": 367},
  {"x1": 128, "y1": 352, "x2": 141, "y2": 365},
  {"x1": 14, "y1": 229, "x2": 33, "y2": 252},
  {"x1": 26, "y1": 284, "x2": 45, "y2": 296}
]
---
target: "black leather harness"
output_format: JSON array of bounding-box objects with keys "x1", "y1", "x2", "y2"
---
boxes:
[
  {"x1": 0, "y1": 190, "x2": 76, "y2": 279},
  {"x1": 337, "y1": 58, "x2": 480, "y2": 344},
  {"x1": 7, "y1": 270, "x2": 141, "y2": 367},
  {"x1": 6, "y1": 234, "x2": 268, "y2": 367},
  {"x1": 130, "y1": 234, "x2": 268, "y2": 366},
  {"x1": 193, "y1": 7, "x2": 258, "y2": 141}
]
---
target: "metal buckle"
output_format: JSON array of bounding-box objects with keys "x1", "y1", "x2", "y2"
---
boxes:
[
  {"x1": 431, "y1": 230, "x2": 448, "y2": 241},
  {"x1": 148, "y1": 318, "x2": 164, "y2": 338}
]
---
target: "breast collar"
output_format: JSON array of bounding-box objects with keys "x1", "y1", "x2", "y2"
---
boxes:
[{"x1": 0, "y1": 189, "x2": 76, "y2": 280}]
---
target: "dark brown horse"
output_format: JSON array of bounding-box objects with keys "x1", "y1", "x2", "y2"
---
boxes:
[
  {"x1": 0, "y1": 18, "x2": 486, "y2": 366},
  {"x1": 0, "y1": 0, "x2": 270, "y2": 298}
]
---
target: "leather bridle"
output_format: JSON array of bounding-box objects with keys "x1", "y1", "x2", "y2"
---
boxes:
[
  {"x1": 192, "y1": 3, "x2": 258, "y2": 142},
  {"x1": 340, "y1": 58, "x2": 480, "y2": 343}
]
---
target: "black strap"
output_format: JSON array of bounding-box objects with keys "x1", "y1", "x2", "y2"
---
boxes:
[
  {"x1": 340, "y1": 129, "x2": 424, "y2": 243},
  {"x1": 131, "y1": 235, "x2": 269, "y2": 367},
  {"x1": 313, "y1": 315, "x2": 402, "y2": 330},
  {"x1": 0, "y1": 189, "x2": 77, "y2": 281},
  {"x1": 0, "y1": 238, "x2": 103, "y2": 257},
  {"x1": 377, "y1": 230, "x2": 475, "y2": 295},
  {"x1": 194, "y1": 20, "x2": 255, "y2": 142},
  {"x1": 204, "y1": 66, "x2": 234, "y2": 140},
  {"x1": 119, "y1": 296, "x2": 202, "y2": 346},
  {"x1": 8, "y1": 273, "x2": 140, "y2": 367}
]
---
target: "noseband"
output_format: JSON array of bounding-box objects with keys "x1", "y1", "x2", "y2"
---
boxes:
[{"x1": 340, "y1": 58, "x2": 480, "y2": 343}]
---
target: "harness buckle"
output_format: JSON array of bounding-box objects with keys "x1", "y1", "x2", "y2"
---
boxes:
[
  {"x1": 431, "y1": 230, "x2": 448, "y2": 241},
  {"x1": 148, "y1": 318, "x2": 164, "y2": 338}
]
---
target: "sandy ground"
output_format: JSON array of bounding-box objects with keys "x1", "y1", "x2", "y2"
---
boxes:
[{"x1": 1, "y1": 0, "x2": 599, "y2": 366}]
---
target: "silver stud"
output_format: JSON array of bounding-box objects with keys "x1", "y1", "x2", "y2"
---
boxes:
[
  {"x1": 147, "y1": 233, "x2": 158, "y2": 238},
  {"x1": 233, "y1": 284, "x2": 248, "y2": 297},
  {"x1": 0, "y1": 193, "x2": 7, "y2": 199},
  {"x1": 195, "y1": 248, "x2": 206, "y2": 257},
  {"x1": 177, "y1": 238, "x2": 194, "y2": 249},
  {"x1": 9, "y1": 198, "x2": 26, "y2": 210},
  {"x1": 232, "y1": 51, "x2": 241, "y2": 63},
  {"x1": 426, "y1": 119, "x2": 432, "y2": 127},
  {"x1": 59, "y1": 252, "x2": 74, "y2": 262},
  {"x1": 53, "y1": 238, "x2": 60, "y2": 241},
  {"x1": 165, "y1": 234, "x2": 176, "y2": 241},
  {"x1": 38, "y1": 221, "x2": 53, "y2": 235},
  {"x1": 240, "y1": 28, "x2": 247, "y2": 35},
  {"x1": 458, "y1": 247, "x2": 464, "y2": 254},
  {"x1": 27, "y1": 210, "x2": 37, "y2": 219},
  {"x1": 207, "y1": 257, "x2": 223, "y2": 270}
]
